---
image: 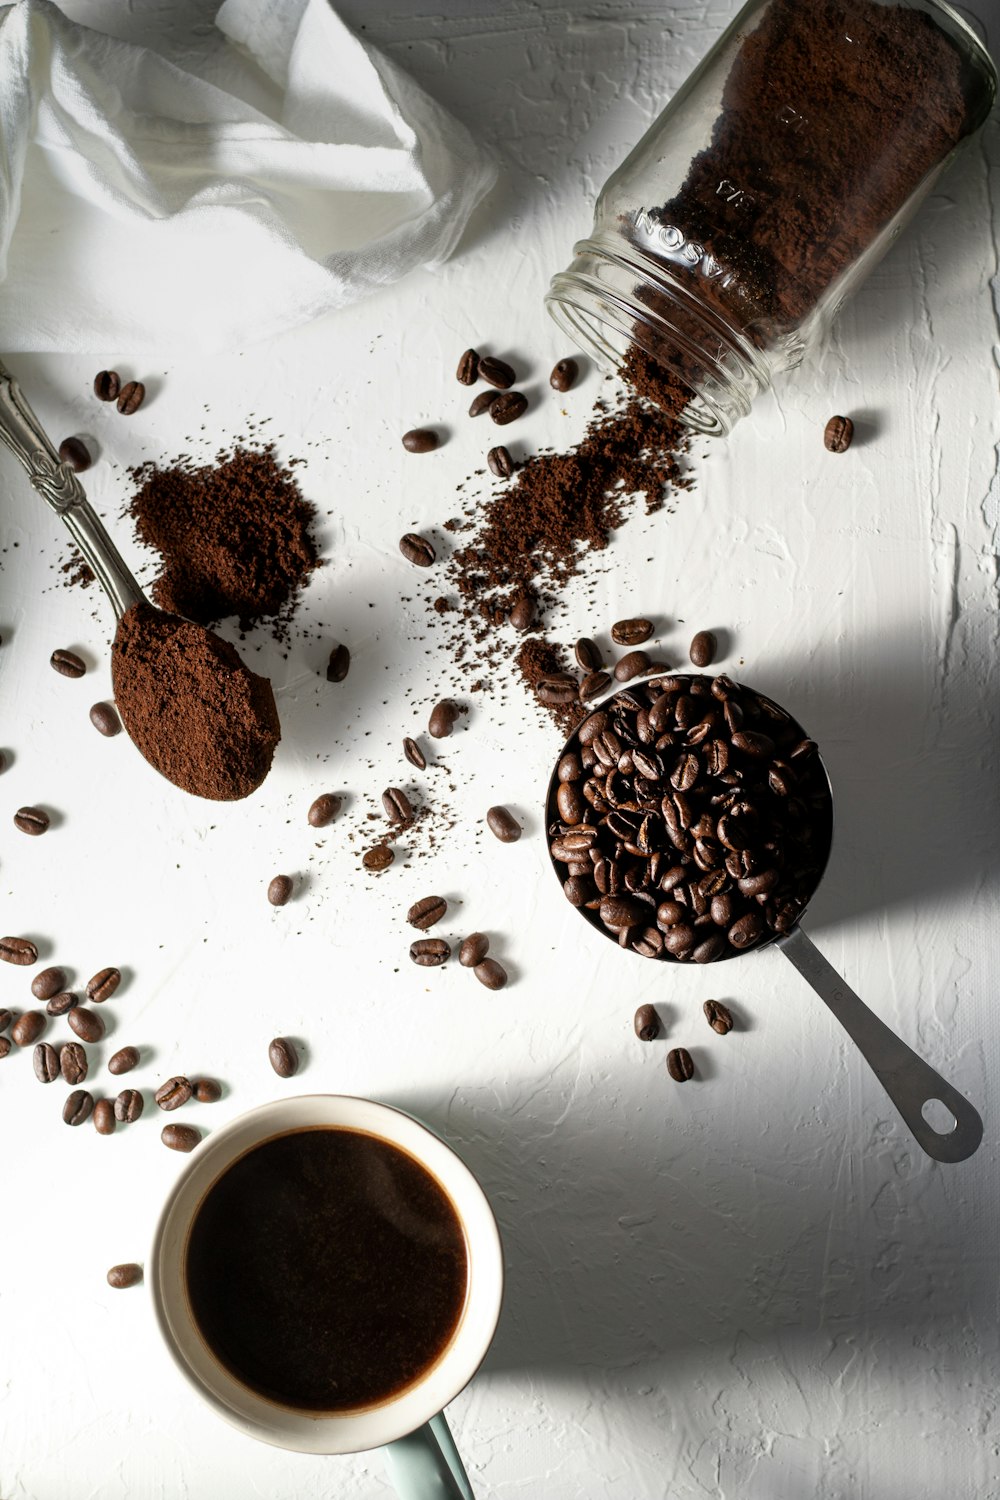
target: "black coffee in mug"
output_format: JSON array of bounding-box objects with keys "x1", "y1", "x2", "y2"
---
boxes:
[{"x1": 184, "y1": 1126, "x2": 469, "y2": 1412}]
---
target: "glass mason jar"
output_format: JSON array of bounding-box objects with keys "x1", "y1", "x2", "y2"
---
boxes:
[{"x1": 546, "y1": 0, "x2": 997, "y2": 435}]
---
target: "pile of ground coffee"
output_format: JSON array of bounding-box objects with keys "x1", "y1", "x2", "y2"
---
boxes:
[
  {"x1": 111, "y1": 603, "x2": 280, "y2": 801},
  {"x1": 127, "y1": 445, "x2": 319, "y2": 638}
]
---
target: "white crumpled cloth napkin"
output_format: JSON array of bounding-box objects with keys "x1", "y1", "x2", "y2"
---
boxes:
[{"x1": 0, "y1": 0, "x2": 496, "y2": 353}]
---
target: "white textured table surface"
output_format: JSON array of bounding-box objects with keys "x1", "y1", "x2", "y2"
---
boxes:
[{"x1": 2, "y1": 3, "x2": 999, "y2": 1496}]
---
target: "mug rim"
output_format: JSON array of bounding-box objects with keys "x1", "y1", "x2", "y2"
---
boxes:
[{"x1": 148, "y1": 1093, "x2": 504, "y2": 1455}]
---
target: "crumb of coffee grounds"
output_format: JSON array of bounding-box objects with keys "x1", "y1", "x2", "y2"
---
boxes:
[
  {"x1": 126, "y1": 445, "x2": 320, "y2": 639},
  {"x1": 515, "y1": 637, "x2": 586, "y2": 738}
]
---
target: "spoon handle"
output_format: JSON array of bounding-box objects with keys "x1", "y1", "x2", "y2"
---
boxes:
[
  {"x1": 778, "y1": 925, "x2": 983, "y2": 1162},
  {"x1": 0, "y1": 359, "x2": 143, "y2": 619}
]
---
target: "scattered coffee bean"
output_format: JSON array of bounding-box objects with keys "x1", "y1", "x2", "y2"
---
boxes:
[
  {"x1": 94, "y1": 1099, "x2": 116, "y2": 1135},
  {"x1": 550, "y1": 357, "x2": 578, "y2": 392},
  {"x1": 58, "y1": 436, "x2": 92, "y2": 473},
  {"x1": 116, "y1": 380, "x2": 145, "y2": 415},
  {"x1": 50, "y1": 647, "x2": 87, "y2": 678},
  {"x1": 613, "y1": 650, "x2": 651, "y2": 682},
  {"x1": 33, "y1": 1042, "x2": 60, "y2": 1083},
  {"x1": 510, "y1": 595, "x2": 535, "y2": 632},
  {"x1": 63, "y1": 1089, "x2": 95, "y2": 1126},
  {"x1": 11, "y1": 1011, "x2": 44, "y2": 1047},
  {"x1": 46, "y1": 991, "x2": 77, "y2": 1016},
  {"x1": 93, "y1": 369, "x2": 120, "y2": 402},
  {"x1": 89, "y1": 701, "x2": 122, "y2": 737},
  {"x1": 363, "y1": 844, "x2": 394, "y2": 872},
  {"x1": 382, "y1": 787, "x2": 414, "y2": 826},
  {"x1": 162, "y1": 1124, "x2": 200, "y2": 1153},
  {"x1": 580, "y1": 670, "x2": 612, "y2": 701},
  {"x1": 155, "y1": 1076, "x2": 193, "y2": 1111},
  {"x1": 108, "y1": 1045, "x2": 139, "y2": 1075},
  {"x1": 486, "y1": 805, "x2": 521, "y2": 843},
  {"x1": 399, "y1": 533, "x2": 436, "y2": 567},
  {"x1": 469, "y1": 390, "x2": 499, "y2": 417},
  {"x1": 456, "y1": 348, "x2": 479, "y2": 385},
  {"x1": 474, "y1": 958, "x2": 507, "y2": 990},
  {"x1": 490, "y1": 390, "x2": 528, "y2": 425},
  {"x1": 0, "y1": 936, "x2": 37, "y2": 966},
  {"x1": 60, "y1": 1042, "x2": 88, "y2": 1085},
  {"x1": 666, "y1": 1047, "x2": 695, "y2": 1082},
  {"x1": 0, "y1": 1008, "x2": 11, "y2": 1032},
  {"x1": 31, "y1": 966, "x2": 66, "y2": 1002},
  {"x1": 409, "y1": 938, "x2": 451, "y2": 967},
  {"x1": 634, "y1": 1004, "x2": 660, "y2": 1041},
  {"x1": 114, "y1": 1088, "x2": 143, "y2": 1123},
  {"x1": 536, "y1": 673, "x2": 579, "y2": 705},
  {"x1": 575, "y1": 638, "x2": 603, "y2": 672},
  {"x1": 14, "y1": 806, "x2": 49, "y2": 836},
  {"x1": 824, "y1": 414, "x2": 854, "y2": 453},
  {"x1": 326, "y1": 643, "x2": 350, "y2": 682},
  {"x1": 428, "y1": 699, "x2": 459, "y2": 738},
  {"x1": 268, "y1": 1037, "x2": 298, "y2": 1078},
  {"x1": 0, "y1": 1036, "x2": 9, "y2": 1059},
  {"x1": 402, "y1": 428, "x2": 440, "y2": 454},
  {"x1": 194, "y1": 1078, "x2": 222, "y2": 1103},
  {"x1": 87, "y1": 967, "x2": 121, "y2": 1003},
  {"x1": 487, "y1": 445, "x2": 515, "y2": 479},
  {"x1": 689, "y1": 630, "x2": 717, "y2": 668},
  {"x1": 403, "y1": 737, "x2": 427, "y2": 771},
  {"x1": 611, "y1": 618, "x2": 653, "y2": 647},
  {"x1": 478, "y1": 355, "x2": 516, "y2": 389},
  {"x1": 459, "y1": 933, "x2": 490, "y2": 968},
  {"x1": 107, "y1": 1263, "x2": 143, "y2": 1289},
  {"x1": 703, "y1": 999, "x2": 734, "y2": 1035},
  {"x1": 407, "y1": 896, "x2": 448, "y2": 930},
  {"x1": 268, "y1": 874, "x2": 294, "y2": 907},
  {"x1": 308, "y1": 792, "x2": 341, "y2": 828},
  {"x1": 68, "y1": 1007, "x2": 104, "y2": 1043}
]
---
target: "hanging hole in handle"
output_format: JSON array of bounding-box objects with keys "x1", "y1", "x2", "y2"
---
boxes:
[{"x1": 921, "y1": 1098, "x2": 958, "y2": 1135}]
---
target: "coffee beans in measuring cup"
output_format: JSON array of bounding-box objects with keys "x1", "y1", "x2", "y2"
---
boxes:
[{"x1": 546, "y1": 673, "x2": 832, "y2": 963}]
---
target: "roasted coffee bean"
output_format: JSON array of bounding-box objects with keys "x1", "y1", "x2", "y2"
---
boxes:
[
  {"x1": 611, "y1": 618, "x2": 653, "y2": 647},
  {"x1": 60, "y1": 1041, "x2": 88, "y2": 1085},
  {"x1": 510, "y1": 595, "x2": 535, "y2": 631},
  {"x1": 11, "y1": 1011, "x2": 44, "y2": 1047},
  {"x1": 14, "y1": 805, "x2": 49, "y2": 836},
  {"x1": 363, "y1": 844, "x2": 394, "y2": 872},
  {"x1": 108, "y1": 1045, "x2": 139, "y2": 1075},
  {"x1": 704, "y1": 999, "x2": 734, "y2": 1035},
  {"x1": 326, "y1": 643, "x2": 350, "y2": 682},
  {"x1": 556, "y1": 781, "x2": 584, "y2": 825},
  {"x1": 729, "y1": 910, "x2": 765, "y2": 949},
  {"x1": 479, "y1": 355, "x2": 516, "y2": 389},
  {"x1": 402, "y1": 427, "x2": 440, "y2": 454},
  {"x1": 549, "y1": 358, "x2": 578, "y2": 392},
  {"x1": 574, "y1": 638, "x2": 602, "y2": 672},
  {"x1": 580, "y1": 670, "x2": 612, "y2": 701},
  {"x1": 114, "y1": 1088, "x2": 143, "y2": 1123},
  {"x1": 162, "y1": 1124, "x2": 201, "y2": 1153},
  {"x1": 731, "y1": 730, "x2": 774, "y2": 758},
  {"x1": 399, "y1": 532, "x2": 436, "y2": 567},
  {"x1": 94, "y1": 1099, "x2": 116, "y2": 1135},
  {"x1": 58, "y1": 436, "x2": 92, "y2": 473},
  {"x1": 824, "y1": 414, "x2": 854, "y2": 453},
  {"x1": 599, "y1": 895, "x2": 649, "y2": 930},
  {"x1": 536, "y1": 673, "x2": 578, "y2": 705},
  {"x1": 738, "y1": 868, "x2": 778, "y2": 898},
  {"x1": 557, "y1": 752, "x2": 582, "y2": 783},
  {"x1": 474, "y1": 958, "x2": 507, "y2": 990},
  {"x1": 407, "y1": 895, "x2": 447, "y2": 930},
  {"x1": 487, "y1": 445, "x2": 515, "y2": 479},
  {"x1": 689, "y1": 630, "x2": 717, "y2": 668},
  {"x1": 63, "y1": 1089, "x2": 95, "y2": 1126},
  {"x1": 156, "y1": 1076, "x2": 193, "y2": 1111},
  {"x1": 693, "y1": 932, "x2": 728, "y2": 964},
  {"x1": 68, "y1": 1007, "x2": 104, "y2": 1043},
  {"x1": 0, "y1": 1036, "x2": 9, "y2": 1059},
  {"x1": 403, "y1": 737, "x2": 426, "y2": 771},
  {"x1": 634, "y1": 1004, "x2": 660, "y2": 1041},
  {"x1": 33, "y1": 1042, "x2": 60, "y2": 1083},
  {"x1": 490, "y1": 390, "x2": 527, "y2": 425},
  {"x1": 613, "y1": 650, "x2": 651, "y2": 682},
  {"x1": 410, "y1": 938, "x2": 451, "y2": 967},
  {"x1": 194, "y1": 1078, "x2": 222, "y2": 1103},
  {"x1": 468, "y1": 389, "x2": 499, "y2": 417},
  {"x1": 382, "y1": 787, "x2": 414, "y2": 825},
  {"x1": 116, "y1": 380, "x2": 145, "y2": 415},
  {"x1": 31, "y1": 966, "x2": 66, "y2": 1001},
  {"x1": 428, "y1": 699, "x2": 459, "y2": 738},
  {"x1": 94, "y1": 369, "x2": 120, "y2": 402},
  {"x1": 459, "y1": 933, "x2": 490, "y2": 968},
  {"x1": 710, "y1": 893, "x2": 735, "y2": 926},
  {"x1": 87, "y1": 967, "x2": 121, "y2": 1003},
  {"x1": 89, "y1": 701, "x2": 122, "y2": 737},
  {"x1": 563, "y1": 876, "x2": 593, "y2": 906},
  {"x1": 486, "y1": 805, "x2": 521, "y2": 843},
  {"x1": 308, "y1": 793, "x2": 341, "y2": 827},
  {"x1": 107, "y1": 1263, "x2": 143, "y2": 1289},
  {"x1": 0, "y1": 1008, "x2": 11, "y2": 1033},
  {"x1": 666, "y1": 1047, "x2": 695, "y2": 1082},
  {"x1": 663, "y1": 925, "x2": 696, "y2": 956},
  {"x1": 269, "y1": 1037, "x2": 298, "y2": 1077},
  {"x1": 268, "y1": 875, "x2": 294, "y2": 907},
  {"x1": 456, "y1": 348, "x2": 479, "y2": 385}
]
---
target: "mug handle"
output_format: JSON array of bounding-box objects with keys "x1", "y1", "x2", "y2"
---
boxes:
[{"x1": 380, "y1": 1412, "x2": 475, "y2": 1499}]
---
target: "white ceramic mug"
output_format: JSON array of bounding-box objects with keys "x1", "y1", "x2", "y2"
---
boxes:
[{"x1": 149, "y1": 1095, "x2": 504, "y2": 1500}]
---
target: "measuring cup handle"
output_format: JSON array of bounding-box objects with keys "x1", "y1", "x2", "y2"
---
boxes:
[
  {"x1": 380, "y1": 1413, "x2": 475, "y2": 1499},
  {"x1": 777, "y1": 926, "x2": 983, "y2": 1163}
]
